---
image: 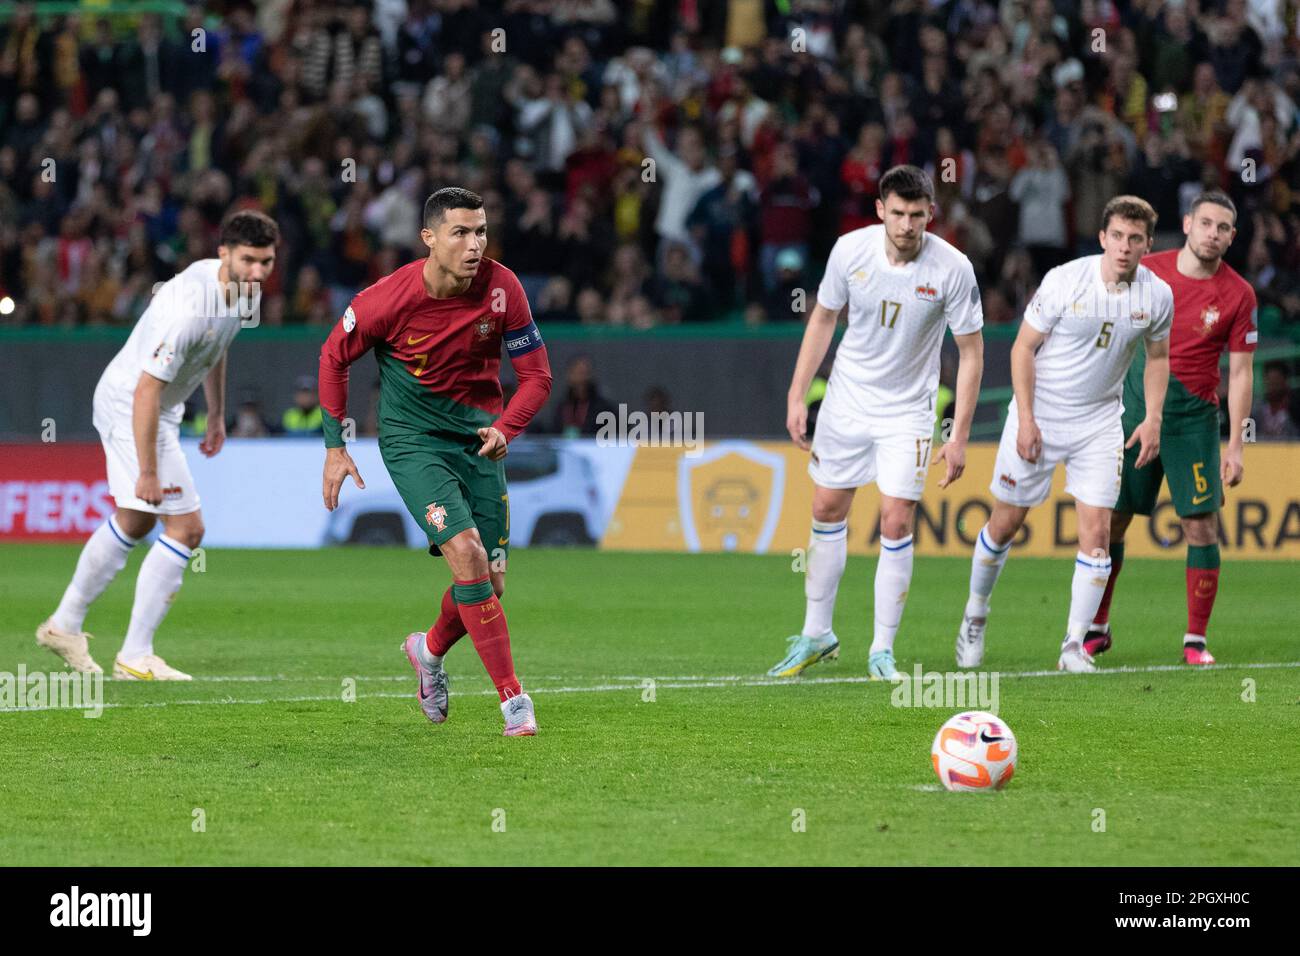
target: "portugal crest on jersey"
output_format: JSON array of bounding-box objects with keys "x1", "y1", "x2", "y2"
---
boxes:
[
  {"x1": 425, "y1": 502, "x2": 448, "y2": 532},
  {"x1": 474, "y1": 317, "x2": 496, "y2": 340},
  {"x1": 1198, "y1": 304, "x2": 1220, "y2": 335}
]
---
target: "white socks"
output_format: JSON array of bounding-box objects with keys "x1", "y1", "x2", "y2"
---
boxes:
[
  {"x1": 966, "y1": 524, "x2": 1012, "y2": 618},
  {"x1": 1066, "y1": 551, "x2": 1112, "y2": 644},
  {"x1": 870, "y1": 534, "x2": 913, "y2": 653},
  {"x1": 802, "y1": 519, "x2": 847, "y2": 637},
  {"x1": 51, "y1": 516, "x2": 139, "y2": 633},
  {"x1": 119, "y1": 535, "x2": 191, "y2": 660}
]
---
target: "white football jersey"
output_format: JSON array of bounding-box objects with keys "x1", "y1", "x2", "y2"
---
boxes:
[
  {"x1": 1017, "y1": 255, "x2": 1173, "y2": 425},
  {"x1": 816, "y1": 225, "x2": 983, "y2": 426},
  {"x1": 94, "y1": 259, "x2": 255, "y2": 428}
]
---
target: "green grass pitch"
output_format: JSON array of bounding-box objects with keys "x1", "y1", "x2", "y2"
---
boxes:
[{"x1": 1, "y1": 543, "x2": 1297, "y2": 866}]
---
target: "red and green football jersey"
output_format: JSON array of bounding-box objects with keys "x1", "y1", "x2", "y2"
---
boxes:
[
  {"x1": 1125, "y1": 248, "x2": 1257, "y2": 417},
  {"x1": 319, "y1": 258, "x2": 551, "y2": 448}
]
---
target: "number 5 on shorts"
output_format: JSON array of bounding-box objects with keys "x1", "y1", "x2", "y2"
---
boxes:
[{"x1": 1193, "y1": 461, "x2": 1207, "y2": 494}]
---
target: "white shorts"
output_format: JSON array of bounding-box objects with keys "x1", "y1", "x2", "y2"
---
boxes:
[
  {"x1": 809, "y1": 403, "x2": 933, "y2": 500},
  {"x1": 94, "y1": 400, "x2": 201, "y2": 516},
  {"x1": 990, "y1": 414, "x2": 1123, "y2": 509}
]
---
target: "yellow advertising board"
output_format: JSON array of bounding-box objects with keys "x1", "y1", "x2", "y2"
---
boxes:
[{"x1": 601, "y1": 442, "x2": 1300, "y2": 559}]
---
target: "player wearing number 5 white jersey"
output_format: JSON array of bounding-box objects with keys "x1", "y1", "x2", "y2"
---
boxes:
[
  {"x1": 36, "y1": 210, "x2": 279, "y2": 680},
  {"x1": 770, "y1": 166, "x2": 985, "y2": 682},
  {"x1": 955, "y1": 195, "x2": 1174, "y2": 673}
]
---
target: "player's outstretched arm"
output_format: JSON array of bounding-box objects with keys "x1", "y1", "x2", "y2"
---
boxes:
[
  {"x1": 1010, "y1": 322, "x2": 1045, "y2": 463},
  {"x1": 319, "y1": 302, "x2": 384, "y2": 508},
  {"x1": 935, "y1": 330, "x2": 984, "y2": 488},
  {"x1": 132, "y1": 372, "x2": 167, "y2": 505},
  {"x1": 1127, "y1": 336, "x2": 1169, "y2": 469},
  {"x1": 1223, "y1": 351, "x2": 1252, "y2": 487},
  {"x1": 199, "y1": 353, "x2": 227, "y2": 458},
  {"x1": 786, "y1": 302, "x2": 839, "y2": 450}
]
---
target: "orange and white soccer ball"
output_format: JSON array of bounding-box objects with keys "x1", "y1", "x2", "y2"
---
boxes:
[{"x1": 931, "y1": 711, "x2": 1017, "y2": 792}]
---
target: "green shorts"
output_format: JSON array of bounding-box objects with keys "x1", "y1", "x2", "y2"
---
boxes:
[
  {"x1": 1115, "y1": 408, "x2": 1221, "y2": 518},
  {"x1": 380, "y1": 433, "x2": 510, "y2": 559}
]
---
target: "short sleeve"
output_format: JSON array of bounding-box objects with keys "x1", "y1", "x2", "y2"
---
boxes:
[
  {"x1": 815, "y1": 236, "x2": 850, "y2": 312},
  {"x1": 1229, "y1": 284, "x2": 1259, "y2": 351},
  {"x1": 498, "y1": 267, "x2": 544, "y2": 358},
  {"x1": 1022, "y1": 267, "x2": 1062, "y2": 334},
  {"x1": 140, "y1": 288, "x2": 200, "y2": 383},
  {"x1": 944, "y1": 257, "x2": 984, "y2": 335},
  {"x1": 1146, "y1": 281, "x2": 1174, "y2": 342}
]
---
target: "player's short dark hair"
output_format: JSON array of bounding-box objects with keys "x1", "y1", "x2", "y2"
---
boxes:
[
  {"x1": 423, "y1": 187, "x2": 484, "y2": 229},
  {"x1": 1100, "y1": 195, "x2": 1158, "y2": 237},
  {"x1": 878, "y1": 165, "x2": 934, "y2": 204},
  {"x1": 1189, "y1": 190, "x2": 1238, "y2": 225},
  {"x1": 219, "y1": 209, "x2": 279, "y2": 249}
]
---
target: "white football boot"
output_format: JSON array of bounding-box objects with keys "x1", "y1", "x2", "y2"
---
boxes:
[
  {"x1": 113, "y1": 653, "x2": 193, "y2": 681},
  {"x1": 36, "y1": 619, "x2": 103, "y2": 674},
  {"x1": 1057, "y1": 641, "x2": 1097, "y2": 674},
  {"x1": 501, "y1": 691, "x2": 537, "y2": 737},
  {"x1": 955, "y1": 613, "x2": 987, "y2": 668}
]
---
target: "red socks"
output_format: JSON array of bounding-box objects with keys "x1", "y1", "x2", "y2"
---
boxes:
[
  {"x1": 1186, "y1": 567, "x2": 1220, "y2": 639},
  {"x1": 1092, "y1": 542, "x2": 1124, "y2": 627},
  {"x1": 452, "y1": 576, "x2": 521, "y2": 701},
  {"x1": 1185, "y1": 543, "x2": 1221, "y2": 642},
  {"x1": 425, "y1": 586, "x2": 467, "y2": 657}
]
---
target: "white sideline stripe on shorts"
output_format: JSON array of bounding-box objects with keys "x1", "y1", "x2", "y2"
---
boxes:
[{"x1": 3, "y1": 661, "x2": 1297, "y2": 713}]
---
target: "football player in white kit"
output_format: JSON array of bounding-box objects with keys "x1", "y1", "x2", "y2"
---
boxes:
[
  {"x1": 36, "y1": 210, "x2": 278, "y2": 679},
  {"x1": 771, "y1": 166, "x2": 985, "y2": 681},
  {"x1": 954, "y1": 196, "x2": 1173, "y2": 672}
]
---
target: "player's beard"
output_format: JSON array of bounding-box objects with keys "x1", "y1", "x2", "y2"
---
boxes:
[
  {"x1": 1190, "y1": 242, "x2": 1222, "y2": 267},
  {"x1": 887, "y1": 230, "x2": 921, "y2": 258}
]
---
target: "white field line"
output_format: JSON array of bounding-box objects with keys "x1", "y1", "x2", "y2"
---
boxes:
[
  {"x1": 187, "y1": 660, "x2": 1300, "y2": 684},
  {"x1": 2, "y1": 661, "x2": 1298, "y2": 714}
]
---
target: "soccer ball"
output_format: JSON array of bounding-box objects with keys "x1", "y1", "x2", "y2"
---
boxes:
[{"x1": 931, "y1": 711, "x2": 1017, "y2": 792}]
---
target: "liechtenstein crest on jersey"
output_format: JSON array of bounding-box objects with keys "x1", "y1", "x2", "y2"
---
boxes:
[
  {"x1": 1198, "y1": 304, "x2": 1220, "y2": 335},
  {"x1": 914, "y1": 283, "x2": 939, "y2": 301},
  {"x1": 425, "y1": 502, "x2": 448, "y2": 532},
  {"x1": 1129, "y1": 309, "x2": 1149, "y2": 328}
]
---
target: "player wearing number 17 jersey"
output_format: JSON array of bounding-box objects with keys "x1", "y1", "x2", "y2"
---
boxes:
[
  {"x1": 318, "y1": 188, "x2": 552, "y2": 736},
  {"x1": 954, "y1": 196, "x2": 1174, "y2": 673},
  {"x1": 770, "y1": 165, "x2": 985, "y2": 681}
]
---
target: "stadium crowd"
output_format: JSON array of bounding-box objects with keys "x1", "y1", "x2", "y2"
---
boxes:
[{"x1": 0, "y1": 0, "x2": 1298, "y2": 345}]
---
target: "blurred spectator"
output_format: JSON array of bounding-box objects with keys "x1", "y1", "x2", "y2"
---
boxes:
[
  {"x1": 686, "y1": 145, "x2": 758, "y2": 311},
  {"x1": 763, "y1": 247, "x2": 807, "y2": 323},
  {"x1": 1011, "y1": 139, "x2": 1071, "y2": 277},
  {"x1": 641, "y1": 122, "x2": 722, "y2": 254},
  {"x1": 648, "y1": 241, "x2": 710, "y2": 323},
  {"x1": 282, "y1": 374, "x2": 323, "y2": 435},
  {"x1": 229, "y1": 392, "x2": 276, "y2": 438},
  {"x1": 1252, "y1": 360, "x2": 1298, "y2": 439},
  {"x1": 552, "y1": 355, "x2": 617, "y2": 436},
  {"x1": 758, "y1": 142, "x2": 818, "y2": 292}
]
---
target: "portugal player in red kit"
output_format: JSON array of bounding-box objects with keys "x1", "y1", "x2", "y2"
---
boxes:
[
  {"x1": 318, "y1": 188, "x2": 552, "y2": 735},
  {"x1": 1091, "y1": 191, "x2": 1257, "y2": 665}
]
